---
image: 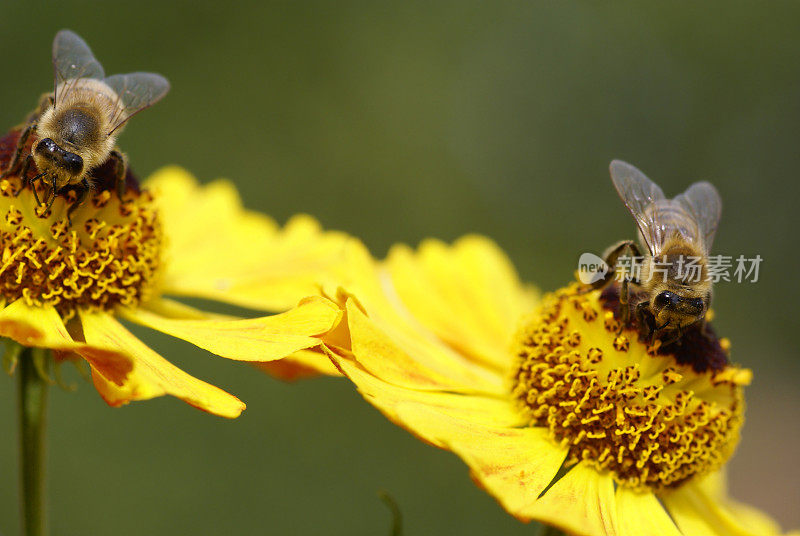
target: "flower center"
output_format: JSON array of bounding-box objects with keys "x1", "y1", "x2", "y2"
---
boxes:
[
  {"x1": 511, "y1": 283, "x2": 749, "y2": 491},
  {"x1": 0, "y1": 132, "x2": 163, "y2": 320}
]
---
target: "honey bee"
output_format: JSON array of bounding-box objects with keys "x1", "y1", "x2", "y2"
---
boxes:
[
  {"x1": 589, "y1": 160, "x2": 722, "y2": 344},
  {"x1": 1, "y1": 29, "x2": 169, "y2": 222}
]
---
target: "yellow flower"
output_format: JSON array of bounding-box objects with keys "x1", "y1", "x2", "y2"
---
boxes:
[
  {"x1": 312, "y1": 236, "x2": 796, "y2": 536},
  {"x1": 0, "y1": 129, "x2": 346, "y2": 418}
]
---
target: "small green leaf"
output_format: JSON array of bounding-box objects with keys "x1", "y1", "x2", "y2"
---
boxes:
[
  {"x1": 378, "y1": 490, "x2": 402, "y2": 536},
  {"x1": 53, "y1": 360, "x2": 77, "y2": 392},
  {"x1": 2, "y1": 340, "x2": 23, "y2": 375},
  {"x1": 31, "y1": 348, "x2": 54, "y2": 384}
]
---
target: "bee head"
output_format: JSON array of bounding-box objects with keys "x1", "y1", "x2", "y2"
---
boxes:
[
  {"x1": 652, "y1": 290, "x2": 679, "y2": 313},
  {"x1": 33, "y1": 138, "x2": 84, "y2": 180},
  {"x1": 652, "y1": 290, "x2": 706, "y2": 327}
]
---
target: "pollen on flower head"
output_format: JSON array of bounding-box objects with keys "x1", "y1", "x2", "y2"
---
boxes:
[
  {"x1": 511, "y1": 283, "x2": 748, "y2": 491},
  {"x1": 0, "y1": 130, "x2": 163, "y2": 320}
]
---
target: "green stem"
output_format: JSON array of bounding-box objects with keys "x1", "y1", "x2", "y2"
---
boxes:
[{"x1": 17, "y1": 348, "x2": 48, "y2": 536}]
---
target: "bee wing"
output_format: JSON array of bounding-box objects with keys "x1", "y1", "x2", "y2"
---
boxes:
[
  {"x1": 609, "y1": 160, "x2": 666, "y2": 255},
  {"x1": 104, "y1": 72, "x2": 170, "y2": 134},
  {"x1": 673, "y1": 181, "x2": 722, "y2": 252},
  {"x1": 52, "y1": 30, "x2": 106, "y2": 106}
]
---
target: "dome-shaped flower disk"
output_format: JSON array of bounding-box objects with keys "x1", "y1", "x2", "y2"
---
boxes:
[
  {"x1": 309, "y1": 237, "x2": 797, "y2": 536},
  {"x1": 0, "y1": 129, "x2": 347, "y2": 417}
]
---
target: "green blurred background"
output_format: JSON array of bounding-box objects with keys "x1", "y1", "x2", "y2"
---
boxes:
[{"x1": 1, "y1": 1, "x2": 799, "y2": 534}]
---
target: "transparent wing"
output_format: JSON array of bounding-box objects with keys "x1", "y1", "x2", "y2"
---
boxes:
[
  {"x1": 674, "y1": 181, "x2": 722, "y2": 252},
  {"x1": 52, "y1": 29, "x2": 105, "y2": 105},
  {"x1": 609, "y1": 160, "x2": 666, "y2": 255},
  {"x1": 104, "y1": 72, "x2": 170, "y2": 134}
]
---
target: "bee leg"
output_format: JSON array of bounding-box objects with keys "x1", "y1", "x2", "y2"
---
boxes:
[
  {"x1": 634, "y1": 301, "x2": 656, "y2": 341},
  {"x1": 617, "y1": 286, "x2": 641, "y2": 337},
  {"x1": 588, "y1": 240, "x2": 644, "y2": 325},
  {"x1": 44, "y1": 177, "x2": 59, "y2": 210},
  {"x1": 1, "y1": 121, "x2": 37, "y2": 179},
  {"x1": 27, "y1": 173, "x2": 48, "y2": 206},
  {"x1": 37, "y1": 93, "x2": 54, "y2": 112},
  {"x1": 654, "y1": 319, "x2": 683, "y2": 347},
  {"x1": 109, "y1": 150, "x2": 128, "y2": 199},
  {"x1": 660, "y1": 330, "x2": 682, "y2": 347},
  {"x1": 2, "y1": 95, "x2": 52, "y2": 180},
  {"x1": 13, "y1": 155, "x2": 34, "y2": 196},
  {"x1": 661, "y1": 323, "x2": 684, "y2": 347},
  {"x1": 618, "y1": 274, "x2": 642, "y2": 328},
  {"x1": 62, "y1": 179, "x2": 91, "y2": 227},
  {"x1": 46, "y1": 190, "x2": 56, "y2": 211},
  {"x1": 583, "y1": 239, "x2": 642, "y2": 293}
]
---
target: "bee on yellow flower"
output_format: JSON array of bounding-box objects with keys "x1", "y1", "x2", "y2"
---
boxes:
[
  {"x1": 1, "y1": 29, "x2": 358, "y2": 536},
  {"x1": 284, "y1": 234, "x2": 797, "y2": 536},
  {"x1": 0, "y1": 124, "x2": 346, "y2": 416},
  {"x1": 0, "y1": 28, "x2": 351, "y2": 416}
]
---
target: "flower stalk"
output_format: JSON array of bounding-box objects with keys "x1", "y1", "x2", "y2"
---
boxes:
[{"x1": 17, "y1": 347, "x2": 49, "y2": 536}]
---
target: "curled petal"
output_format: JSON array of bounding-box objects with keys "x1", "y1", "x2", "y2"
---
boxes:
[
  {"x1": 342, "y1": 298, "x2": 505, "y2": 394},
  {"x1": 78, "y1": 310, "x2": 245, "y2": 418},
  {"x1": 121, "y1": 296, "x2": 342, "y2": 362},
  {"x1": 0, "y1": 300, "x2": 133, "y2": 380},
  {"x1": 255, "y1": 349, "x2": 340, "y2": 380},
  {"x1": 0, "y1": 299, "x2": 81, "y2": 350}
]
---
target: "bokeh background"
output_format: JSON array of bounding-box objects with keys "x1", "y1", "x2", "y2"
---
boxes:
[{"x1": 1, "y1": 2, "x2": 799, "y2": 534}]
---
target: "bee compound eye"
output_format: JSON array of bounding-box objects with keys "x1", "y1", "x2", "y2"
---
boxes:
[
  {"x1": 62, "y1": 151, "x2": 83, "y2": 174},
  {"x1": 654, "y1": 291, "x2": 677, "y2": 309},
  {"x1": 687, "y1": 297, "x2": 705, "y2": 313},
  {"x1": 34, "y1": 138, "x2": 58, "y2": 157}
]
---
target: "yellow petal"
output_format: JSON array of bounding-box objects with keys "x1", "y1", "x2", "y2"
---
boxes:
[
  {"x1": 439, "y1": 419, "x2": 567, "y2": 520},
  {"x1": 691, "y1": 470, "x2": 788, "y2": 534},
  {"x1": 333, "y1": 356, "x2": 523, "y2": 446},
  {"x1": 723, "y1": 502, "x2": 786, "y2": 536},
  {"x1": 344, "y1": 298, "x2": 505, "y2": 394},
  {"x1": 662, "y1": 478, "x2": 789, "y2": 536},
  {"x1": 78, "y1": 310, "x2": 244, "y2": 418},
  {"x1": 0, "y1": 299, "x2": 79, "y2": 349},
  {"x1": 318, "y1": 241, "x2": 517, "y2": 391},
  {"x1": 145, "y1": 166, "x2": 279, "y2": 239},
  {"x1": 525, "y1": 462, "x2": 618, "y2": 535},
  {"x1": 143, "y1": 292, "x2": 344, "y2": 378},
  {"x1": 332, "y1": 355, "x2": 567, "y2": 521},
  {"x1": 254, "y1": 349, "x2": 341, "y2": 380},
  {"x1": 0, "y1": 300, "x2": 135, "y2": 381},
  {"x1": 616, "y1": 486, "x2": 682, "y2": 536},
  {"x1": 386, "y1": 236, "x2": 539, "y2": 371},
  {"x1": 146, "y1": 167, "x2": 350, "y2": 312},
  {"x1": 120, "y1": 296, "x2": 341, "y2": 362}
]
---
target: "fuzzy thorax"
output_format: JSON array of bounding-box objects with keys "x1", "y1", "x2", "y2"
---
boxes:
[{"x1": 35, "y1": 78, "x2": 123, "y2": 187}]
